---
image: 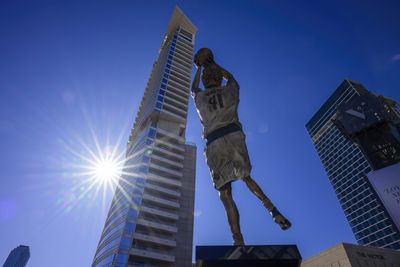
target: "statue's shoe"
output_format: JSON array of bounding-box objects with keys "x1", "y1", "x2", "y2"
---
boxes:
[{"x1": 270, "y1": 207, "x2": 292, "y2": 230}]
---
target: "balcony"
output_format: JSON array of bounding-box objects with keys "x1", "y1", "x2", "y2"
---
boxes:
[
  {"x1": 169, "y1": 69, "x2": 191, "y2": 84},
  {"x1": 171, "y1": 54, "x2": 191, "y2": 70},
  {"x1": 165, "y1": 89, "x2": 188, "y2": 104},
  {"x1": 141, "y1": 204, "x2": 179, "y2": 220},
  {"x1": 163, "y1": 93, "x2": 188, "y2": 110},
  {"x1": 142, "y1": 193, "x2": 180, "y2": 209},
  {"x1": 162, "y1": 100, "x2": 187, "y2": 116},
  {"x1": 145, "y1": 182, "x2": 181, "y2": 197},
  {"x1": 149, "y1": 163, "x2": 183, "y2": 178},
  {"x1": 157, "y1": 128, "x2": 185, "y2": 143},
  {"x1": 147, "y1": 173, "x2": 182, "y2": 187},
  {"x1": 174, "y1": 46, "x2": 192, "y2": 62},
  {"x1": 136, "y1": 218, "x2": 178, "y2": 233},
  {"x1": 133, "y1": 232, "x2": 176, "y2": 247},
  {"x1": 170, "y1": 63, "x2": 191, "y2": 80},
  {"x1": 154, "y1": 139, "x2": 184, "y2": 153},
  {"x1": 170, "y1": 57, "x2": 191, "y2": 74},
  {"x1": 161, "y1": 104, "x2": 186, "y2": 120},
  {"x1": 167, "y1": 79, "x2": 189, "y2": 96},
  {"x1": 173, "y1": 49, "x2": 192, "y2": 65},
  {"x1": 130, "y1": 247, "x2": 175, "y2": 263},
  {"x1": 174, "y1": 42, "x2": 193, "y2": 57},
  {"x1": 151, "y1": 154, "x2": 184, "y2": 169},
  {"x1": 153, "y1": 146, "x2": 184, "y2": 160}
]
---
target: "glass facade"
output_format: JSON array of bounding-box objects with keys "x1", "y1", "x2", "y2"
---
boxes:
[
  {"x1": 3, "y1": 245, "x2": 30, "y2": 267},
  {"x1": 92, "y1": 7, "x2": 197, "y2": 267},
  {"x1": 306, "y1": 80, "x2": 400, "y2": 250}
]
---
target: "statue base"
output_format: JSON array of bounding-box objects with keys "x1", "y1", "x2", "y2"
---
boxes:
[{"x1": 195, "y1": 245, "x2": 302, "y2": 267}]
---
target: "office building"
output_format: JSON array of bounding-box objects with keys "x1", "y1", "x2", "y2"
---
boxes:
[
  {"x1": 92, "y1": 7, "x2": 197, "y2": 267},
  {"x1": 306, "y1": 80, "x2": 400, "y2": 250},
  {"x1": 301, "y1": 243, "x2": 400, "y2": 267},
  {"x1": 3, "y1": 245, "x2": 30, "y2": 267}
]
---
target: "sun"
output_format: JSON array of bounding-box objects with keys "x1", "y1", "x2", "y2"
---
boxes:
[{"x1": 92, "y1": 158, "x2": 122, "y2": 184}]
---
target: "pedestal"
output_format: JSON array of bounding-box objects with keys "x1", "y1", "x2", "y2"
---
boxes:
[{"x1": 195, "y1": 245, "x2": 302, "y2": 267}]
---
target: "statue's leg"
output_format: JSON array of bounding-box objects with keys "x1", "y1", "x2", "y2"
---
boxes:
[
  {"x1": 242, "y1": 175, "x2": 274, "y2": 210},
  {"x1": 243, "y1": 176, "x2": 291, "y2": 230},
  {"x1": 218, "y1": 182, "x2": 245, "y2": 245}
]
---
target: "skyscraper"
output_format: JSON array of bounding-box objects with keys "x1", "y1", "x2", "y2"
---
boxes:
[
  {"x1": 92, "y1": 7, "x2": 197, "y2": 267},
  {"x1": 3, "y1": 245, "x2": 30, "y2": 267},
  {"x1": 306, "y1": 80, "x2": 400, "y2": 250}
]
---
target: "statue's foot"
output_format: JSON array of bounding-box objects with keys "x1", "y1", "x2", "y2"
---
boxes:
[
  {"x1": 270, "y1": 207, "x2": 291, "y2": 230},
  {"x1": 233, "y1": 233, "x2": 245, "y2": 246}
]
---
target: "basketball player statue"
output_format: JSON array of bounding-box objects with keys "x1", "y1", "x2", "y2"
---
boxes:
[{"x1": 191, "y1": 48, "x2": 291, "y2": 245}]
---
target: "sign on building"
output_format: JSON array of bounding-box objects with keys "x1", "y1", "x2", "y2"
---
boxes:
[{"x1": 367, "y1": 163, "x2": 400, "y2": 230}]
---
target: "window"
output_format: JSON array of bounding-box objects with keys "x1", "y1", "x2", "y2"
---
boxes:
[
  {"x1": 124, "y1": 223, "x2": 134, "y2": 235},
  {"x1": 148, "y1": 128, "x2": 156, "y2": 138},
  {"x1": 119, "y1": 237, "x2": 131, "y2": 250},
  {"x1": 127, "y1": 209, "x2": 138, "y2": 221},
  {"x1": 138, "y1": 166, "x2": 148, "y2": 173},
  {"x1": 179, "y1": 28, "x2": 193, "y2": 39},
  {"x1": 115, "y1": 253, "x2": 128, "y2": 265},
  {"x1": 142, "y1": 155, "x2": 150, "y2": 163},
  {"x1": 146, "y1": 139, "x2": 153, "y2": 145}
]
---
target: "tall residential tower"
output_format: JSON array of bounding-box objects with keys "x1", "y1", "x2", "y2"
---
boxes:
[
  {"x1": 92, "y1": 7, "x2": 197, "y2": 267},
  {"x1": 3, "y1": 245, "x2": 30, "y2": 267},
  {"x1": 306, "y1": 80, "x2": 400, "y2": 250}
]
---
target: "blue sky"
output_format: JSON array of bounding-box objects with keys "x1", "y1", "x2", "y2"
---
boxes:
[{"x1": 1, "y1": 0, "x2": 400, "y2": 266}]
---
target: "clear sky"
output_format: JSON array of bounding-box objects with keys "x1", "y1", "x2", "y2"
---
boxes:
[{"x1": 0, "y1": 0, "x2": 399, "y2": 266}]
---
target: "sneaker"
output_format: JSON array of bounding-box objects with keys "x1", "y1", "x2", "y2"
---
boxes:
[{"x1": 270, "y1": 207, "x2": 291, "y2": 230}]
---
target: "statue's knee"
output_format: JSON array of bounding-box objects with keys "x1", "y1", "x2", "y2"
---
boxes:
[
  {"x1": 219, "y1": 190, "x2": 229, "y2": 202},
  {"x1": 219, "y1": 187, "x2": 233, "y2": 203},
  {"x1": 243, "y1": 175, "x2": 251, "y2": 184}
]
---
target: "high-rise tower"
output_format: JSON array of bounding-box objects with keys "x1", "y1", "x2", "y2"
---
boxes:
[
  {"x1": 3, "y1": 245, "x2": 30, "y2": 267},
  {"x1": 92, "y1": 7, "x2": 197, "y2": 267},
  {"x1": 306, "y1": 80, "x2": 400, "y2": 250}
]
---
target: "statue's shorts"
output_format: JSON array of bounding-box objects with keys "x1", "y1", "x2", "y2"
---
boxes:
[{"x1": 204, "y1": 131, "x2": 252, "y2": 190}]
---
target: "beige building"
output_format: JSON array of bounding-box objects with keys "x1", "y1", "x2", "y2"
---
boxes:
[{"x1": 302, "y1": 243, "x2": 400, "y2": 267}]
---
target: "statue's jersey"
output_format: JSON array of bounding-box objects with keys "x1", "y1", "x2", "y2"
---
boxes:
[
  {"x1": 192, "y1": 82, "x2": 251, "y2": 190},
  {"x1": 192, "y1": 83, "x2": 242, "y2": 138}
]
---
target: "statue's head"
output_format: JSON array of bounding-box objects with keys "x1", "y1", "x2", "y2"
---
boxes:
[
  {"x1": 202, "y1": 64, "x2": 223, "y2": 89},
  {"x1": 194, "y1": 48, "x2": 222, "y2": 88},
  {"x1": 195, "y1": 48, "x2": 214, "y2": 67}
]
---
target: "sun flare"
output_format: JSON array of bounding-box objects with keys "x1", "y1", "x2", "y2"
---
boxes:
[{"x1": 92, "y1": 158, "x2": 122, "y2": 183}]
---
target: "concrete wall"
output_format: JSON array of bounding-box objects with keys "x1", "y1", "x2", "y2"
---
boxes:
[
  {"x1": 301, "y1": 243, "x2": 400, "y2": 267},
  {"x1": 174, "y1": 144, "x2": 196, "y2": 267}
]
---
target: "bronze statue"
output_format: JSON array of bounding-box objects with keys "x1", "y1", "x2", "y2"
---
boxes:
[{"x1": 191, "y1": 48, "x2": 291, "y2": 245}]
